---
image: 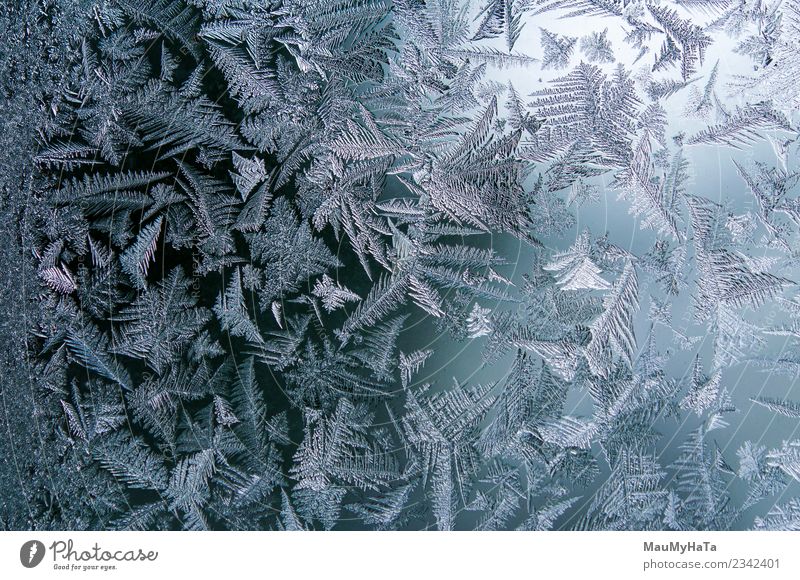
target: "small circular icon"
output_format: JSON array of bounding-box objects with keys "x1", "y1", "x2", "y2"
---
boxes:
[{"x1": 20, "y1": 540, "x2": 46, "y2": 568}]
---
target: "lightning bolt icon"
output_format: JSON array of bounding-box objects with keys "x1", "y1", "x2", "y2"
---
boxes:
[{"x1": 29, "y1": 543, "x2": 38, "y2": 564}]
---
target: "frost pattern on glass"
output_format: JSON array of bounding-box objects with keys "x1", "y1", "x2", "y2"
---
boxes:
[{"x1": 2, "y1": 0, "x2": 800, "y2": 530}]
